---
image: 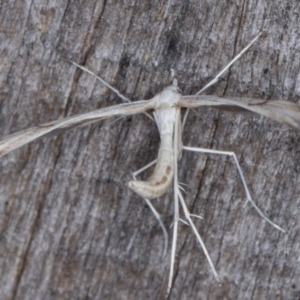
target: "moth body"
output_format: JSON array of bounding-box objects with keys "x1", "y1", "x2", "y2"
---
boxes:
[{"x1": 128, "y1": 80, "x2": 182, "y2": 199}]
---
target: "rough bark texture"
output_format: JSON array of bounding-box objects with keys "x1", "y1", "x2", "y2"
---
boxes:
[{"x1": 1, "y1": 1, "x2": 300, "y2": 299}]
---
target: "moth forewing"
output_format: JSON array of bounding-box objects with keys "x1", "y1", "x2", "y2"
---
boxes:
[
  {"x1": 0, "y1": 100, "x2": 154, "y2": 159},
  {"x1": 180, "y1": 95, "x2": 300, "y2": 130}
]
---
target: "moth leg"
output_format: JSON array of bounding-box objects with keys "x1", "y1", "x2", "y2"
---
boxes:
[
  {"x1": 177, "y1": 187, "x2": 220, "y2": 282},
  {"x1": 131, "y1": 159, "x2": 169, "y2": 257},
  {"x1": 182, "y1": 146, "x2": 285, "y2": 233},
  {"x1": 166, "y1": 109, "x2": 181, "y2": 296}
]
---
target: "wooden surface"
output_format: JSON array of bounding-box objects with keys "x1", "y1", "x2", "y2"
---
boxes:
[{"x1": 1, "y1": 1, "x2": 300, "y2": 299}]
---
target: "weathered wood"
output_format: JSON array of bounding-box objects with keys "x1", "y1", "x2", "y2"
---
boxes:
[{"x1": 1, "y1": 1, "x2": 300, "y2": 299}]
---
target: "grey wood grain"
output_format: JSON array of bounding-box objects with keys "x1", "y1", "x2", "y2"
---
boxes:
[{"x1": 0, "y1": 1, "x2": 300, "y2": 299}]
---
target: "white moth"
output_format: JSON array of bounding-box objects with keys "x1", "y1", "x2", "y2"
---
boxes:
[{"x1": 1, "y1": 32, "x2": 299, "y2": 295}]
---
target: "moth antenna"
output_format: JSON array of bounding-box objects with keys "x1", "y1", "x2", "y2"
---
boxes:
[
  {"x1": 182, "y1": 31, "x2": 263, "y2": 129},
  {"x1": 69, "y1": 60, "x2": 131, "y2": 103},
  {"x1": 195, "y1": 31, "x2": 263, "y2": 95},
  {"x1": 69, "y1": 60, "x2": 155, "y2": 121}
]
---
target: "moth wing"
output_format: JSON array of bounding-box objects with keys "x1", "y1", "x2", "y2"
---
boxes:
[
  {"x1": 0, "y1": 100, "x2": 154, "y2": 158},
  {"x1": 180, "y1": 95, "x2": 300, "y2": 130}
]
